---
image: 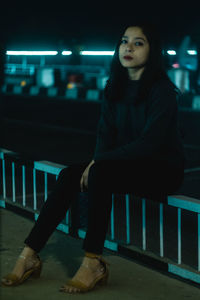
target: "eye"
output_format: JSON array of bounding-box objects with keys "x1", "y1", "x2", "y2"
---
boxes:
[
  {"x1": 121, "y1": 39, "x2": 127, "y2": 44},
  {"x1": 135, "y1": 41, "x2": 144, "y2": 46}
]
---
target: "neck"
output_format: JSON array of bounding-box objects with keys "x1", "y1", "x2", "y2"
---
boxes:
[{"x1": 128, "y1": 67, "x2": 145, "y2": 80}]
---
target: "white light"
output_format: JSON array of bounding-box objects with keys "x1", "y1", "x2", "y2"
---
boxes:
[
  {"x1": 80, "y1": 51, "x2": 114, "y2": 56},
  {"x1": 187, "y1": 50, "x2": 197, "y2": 55},
  {"x1": 6, "y1": 51, "x2": 58, "y2": 56},
  {"x1": 61, "y1": 51, "x2": 72, "y2": 55},
  {"x1": 167, "y1": 50, "x2": 176, "y2": 55}
]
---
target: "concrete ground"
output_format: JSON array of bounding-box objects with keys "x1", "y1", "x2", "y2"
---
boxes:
[{"x1": 0, "y1": 208, "x2": 200, "y2": 300}]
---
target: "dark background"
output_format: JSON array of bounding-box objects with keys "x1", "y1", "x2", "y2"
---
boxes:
[{"x1": 1, "y1": 2, "x2": 200, "y2": 50}]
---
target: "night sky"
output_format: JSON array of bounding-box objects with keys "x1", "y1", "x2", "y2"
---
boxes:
[{"x1": 1, "y1": 2, "x2": 200, "y2": 51}]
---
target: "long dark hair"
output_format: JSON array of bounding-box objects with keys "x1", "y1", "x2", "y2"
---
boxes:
[{"x1": 104, "y1": 23, "x2": 176, "y2": 104}]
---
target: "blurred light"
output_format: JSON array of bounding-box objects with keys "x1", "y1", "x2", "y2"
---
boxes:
[
  {"x1": 37, "y1": 68, "x2": 55, "y2": 87},
  {"x1": 187, "y1": 50, "x2": 197, "y2": 55},
  {"x1": 80, "y1": 51, "x2": 114, "y2": 56},
  {"x1": 172, "y1": 63, "x2": 180, "y2": 68},
  {"x1": 20, "y1": 80, "x2": 27, "y2": 86},
  {"x1": 6, "y1": 51, "x2": 58, "y2": 55},
  {"x1": 61, "y1": 51, "x2": 72, "y2": 55},
  {"x1": 167, "y1": 50, "x2": 176, "y2": 55},
  {"x1": 67, "y1": 83, "x2": 75, "y2": 89}
]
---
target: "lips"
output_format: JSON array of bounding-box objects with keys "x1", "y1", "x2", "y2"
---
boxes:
[{"x1": 123, "y1": 55, "x2": 133, "y2": 60}]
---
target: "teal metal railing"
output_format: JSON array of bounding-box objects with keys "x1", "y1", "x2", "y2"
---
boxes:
[{"x1": 0, "y1": 148, "x2": 200, "y2": 284}]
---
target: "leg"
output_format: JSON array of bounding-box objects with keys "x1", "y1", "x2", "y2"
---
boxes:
[
  {"x1": 83, "y1": 158, "x2": 184, "y2": 255},
  {"x1": 60, "y1": 158, "x2": 184, "y2": 293},
  {"x1": 24, "y1": 163, "x2": 87, "y2": 253},
  {"x1": 61, "y1": 158, "x2": 184, "y2": 293},
  {"x1": 61, "y1": 160, "x2": 136, "y2": 293},
  {"x1": 1, "y1": 163, "x2": 87, "y2": 286}
]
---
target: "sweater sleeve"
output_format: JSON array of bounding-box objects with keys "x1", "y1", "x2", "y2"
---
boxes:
[
  {"x1": 93, "y1": 98, "x2": 117, "y2": 159},
  {"x1": 94, "y1": 82, "x2": 178, "y2": 161}
]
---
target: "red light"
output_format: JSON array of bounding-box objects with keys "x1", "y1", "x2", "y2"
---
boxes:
[{"x1": 172, "y1": 63, "x2": 180, "y2": 68}]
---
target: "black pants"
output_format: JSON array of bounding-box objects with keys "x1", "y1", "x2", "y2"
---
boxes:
[{"x1": 24, "y1": 158, "x2": 184, "y2": 255}]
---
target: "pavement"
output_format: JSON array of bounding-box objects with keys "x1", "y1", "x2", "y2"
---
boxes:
[{"x1": 1, "y1": 208, "x2": 200, "y2": 300}]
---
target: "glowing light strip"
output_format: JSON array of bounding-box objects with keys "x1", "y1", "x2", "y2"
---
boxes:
[
  {"x1": 6, "y1": 51, "x2": 58, "y2": 55},
  {"x1": 167, "y1": 50, "x2": 176, "y2": 55},
  {"x1": 80, "y1": 51, "x2": 114, "y2": 56},
  {"x1": 8, "y1": 49, "x2": 197, "y2": 57},
  {"x1": 187, "y1": 50, "x2": 197, "y2": 55},
  {"x1": 61, "y1": 51, "x2": 72, "y2": 55}
]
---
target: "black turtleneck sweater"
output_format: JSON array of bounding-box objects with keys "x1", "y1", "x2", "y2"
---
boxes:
[{"x1": 93, "y1": 79, "x2": 185, "y2": 167}]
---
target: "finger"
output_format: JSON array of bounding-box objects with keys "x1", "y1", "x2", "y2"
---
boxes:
[
  {"x1": 83, "y1": 176, "x2": 88, "y2": 190},
  {"x1": 81, "y1": 175, "x2": 86, "y2": 192},
  {"x1": 85, "y1": 176, "x2": 88, "y2": 189},
  {"x1": 83, "y1": 175, "x2": 88, "y2": 191},
  {"x1": 80, "y1": 176, "x2": 83, "y2": 192}
]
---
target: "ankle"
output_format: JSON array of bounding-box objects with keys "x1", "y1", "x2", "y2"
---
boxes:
[
  {"x1": 85, "y1": 252, "x2": 102, "y2": 259},
  {"x1": 21, "y1": 246, "x2": 36, "y2": 257},
  {"x1": 83, "y1": 255, "x2": 102, "y2": 269}
]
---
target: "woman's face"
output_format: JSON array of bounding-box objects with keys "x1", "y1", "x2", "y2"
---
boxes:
[{"x1": 119, "y1": 26, "x2": 150, "y2": 70}]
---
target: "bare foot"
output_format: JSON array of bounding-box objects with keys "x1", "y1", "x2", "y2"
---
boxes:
[
  {"x1": 60, "y1": 256, "x2": 106, "y2": 293},
  {"x1": 1, "y1": 246, "x2": 39, "y2": 285}
]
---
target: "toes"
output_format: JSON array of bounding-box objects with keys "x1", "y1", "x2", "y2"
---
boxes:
[
  {"x1": 2, "y1": 279, "x2": 12, "y2": 285},
  {"x1": 59, "y1": 285, "x2": 81, "y2": 293}
]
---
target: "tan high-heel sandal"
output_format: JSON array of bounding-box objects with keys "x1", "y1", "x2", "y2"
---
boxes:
[
  {"x1": 1, "y1": 253, "x2": 42, "y2": 287},
  {"x1": 60, "y1": 252, "x2": 110, "y2": 294}
]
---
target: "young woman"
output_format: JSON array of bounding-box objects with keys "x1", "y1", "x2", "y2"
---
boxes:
[{"x1": 1, "y1": 23, "x2": 185, "y2": 293}]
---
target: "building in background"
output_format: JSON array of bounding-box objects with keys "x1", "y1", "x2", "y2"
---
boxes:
[{"x1": 1, "y1": 37, "x2": 200, "y2": 108}]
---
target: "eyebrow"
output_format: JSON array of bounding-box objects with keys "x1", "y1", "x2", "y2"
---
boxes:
[{"x1": 122, "y1": 36, "x2": 146, "y2": 42}]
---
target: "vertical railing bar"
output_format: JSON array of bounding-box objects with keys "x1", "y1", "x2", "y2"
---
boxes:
[
  {"x1": 160, "y1": 203, "x2": 164, "y2": 257},
  {"x1": 12, "y1": 162, "x2": 16, "y2": 202},
  {"x1": 198, "y1": 213, "x2": 200, "y2": 272},
  {"x1": 125, "y1": 194, "x2": 130, "y2": 244},
  {"x1": 178, "y1": 207, "x2": 182, "y2": 264},
  {"x1": 142, "y1": 198, "x2": 146, "y2": 250},
  {"x1": 2, "y1": 159, "x2": 6, "y2": 199},
  {"x1": 33, "y1": 168, "x2": 37, "y2": 210},
  {"x1": 44, "y1": 172, "x2": 48, "y2": 201},
  {"x1": 22, "y1": 165, "x2": 26, "y2": 207},
  {"x1": 111, "y1": 194, "x2": 115, "y2": 240}
]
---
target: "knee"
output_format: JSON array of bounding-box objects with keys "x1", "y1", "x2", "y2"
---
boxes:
[
  {"x1": 89, "y1": 162, "x2": 103, "y2": 176},
  {"x1": 57, "y1": 166, "x2": 76, "y2": 183}
]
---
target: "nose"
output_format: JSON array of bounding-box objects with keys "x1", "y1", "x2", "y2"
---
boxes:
[{"x1": 125, "y1": 43, "x2": 134, "y2": 52}]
